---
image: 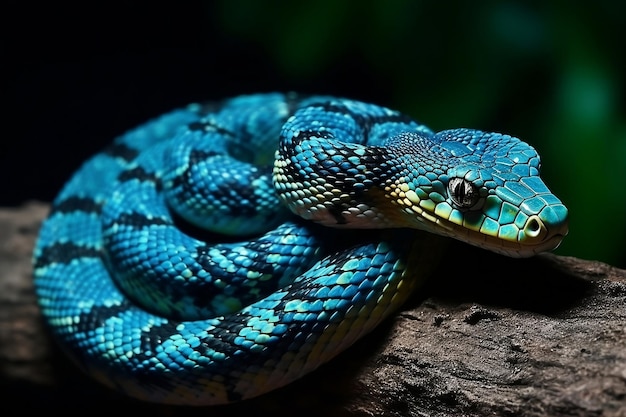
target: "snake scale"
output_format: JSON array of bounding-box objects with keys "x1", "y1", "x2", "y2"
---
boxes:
[{"x1": 33, "y1": 92, "x2": 569, "y2": 405}]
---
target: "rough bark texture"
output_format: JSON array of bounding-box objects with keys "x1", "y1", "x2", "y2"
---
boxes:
[{"x1": 1, "y1": 202, "x2": 624, "y2": 416}]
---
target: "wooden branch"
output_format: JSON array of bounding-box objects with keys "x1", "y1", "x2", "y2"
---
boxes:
[{"x1": 1, "y1": 202, "x2": 624, "y2": 416}]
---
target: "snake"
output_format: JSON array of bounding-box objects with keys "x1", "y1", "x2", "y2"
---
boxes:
[{"x1": 33, "y1": 92, "x2": 569, "y2": 405}]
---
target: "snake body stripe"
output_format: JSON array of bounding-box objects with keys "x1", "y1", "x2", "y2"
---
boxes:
[{"x1": 33, "y1": 92, "x2": 568, "y2": 405}]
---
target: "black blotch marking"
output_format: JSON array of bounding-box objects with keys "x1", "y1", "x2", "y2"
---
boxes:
[
  {"x1": 171, "y1": 149, "x2": 270, "y2": 217},
  {"x1": 106, "y1": 212, "x2": 172, "y2": 229},
  {"x1": 74, "y1": 299, "x2": 134, "y2": 336},
  {"x1": 317, "y1": 101, "x2": 415, "y2": 143},
  {"x1": 117, "y1": 166, "x2": 160, "y2": 186},
  {"x1": 137, "y1": 320, "x2": 182, "y2": 361},
  {"x1": 189, "y1": 148, "x2": 221, "y2": 162},
  {"x1": 166, "y1": 148, "x2": 222, "y2": 197},
  {"x1": 113, "y1": 320, "x2": 190, "y2": 395},
  {"x1": 34, "y1": 242, "x2": 101, "y2": 269},
  {"x1": 287, "y1": 129, "x2": 334, "y2": 147},
  {"x1": 188, "y1": 120, "x2": 236, "y2": 138},
  {"x1": 103, "y1": 143, "x2": 139, "y2": 162},
  {"x1": 190, "y1": 240, "x2": 285, "y2": 311},
  {"x1": 51, "y1": 196, "x2": 102, "y2": 216},
  {"x1": 213, "y1": 178, "x2": 262, "y2": 216}
]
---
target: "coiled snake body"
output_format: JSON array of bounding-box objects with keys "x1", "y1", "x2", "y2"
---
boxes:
[{"x1": 33, "y1": 93, "x2": 568, "y2": 405}]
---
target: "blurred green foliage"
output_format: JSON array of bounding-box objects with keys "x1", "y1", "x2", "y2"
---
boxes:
[{"x1": 215, "y1": 0, "x2": 626, "y2": 267}]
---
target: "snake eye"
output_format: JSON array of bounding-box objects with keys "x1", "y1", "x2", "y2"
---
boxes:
[{"x1": 448, "y1": 177, "x2": 479, "y2": 208}]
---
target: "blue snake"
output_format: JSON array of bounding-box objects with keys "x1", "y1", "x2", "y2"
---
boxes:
[{"x1": 33, "y1": 93, "x2": 569, "y2": 405}]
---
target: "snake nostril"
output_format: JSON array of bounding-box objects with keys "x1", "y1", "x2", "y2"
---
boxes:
[{"x1": 525, "y1": 215, "x2": 544, "y2": 239}]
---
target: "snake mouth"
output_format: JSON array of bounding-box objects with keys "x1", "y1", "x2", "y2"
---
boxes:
[
  {"x1": 410, "y1": 206, "x2": 570, "y2": 258},
  {"x1": 456, "y1": 214, "x2": 569, "y2": 258},
  {"x1": 446, "y1": 226, "x2": 568, "y2": 258}
]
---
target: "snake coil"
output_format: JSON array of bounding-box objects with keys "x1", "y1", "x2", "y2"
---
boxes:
[{"x1": 33, "y1": 93, "x2": 568, "y2": 405}]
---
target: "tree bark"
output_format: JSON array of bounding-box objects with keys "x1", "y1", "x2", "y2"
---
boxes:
[{"x1": 1, "y1": 202, "x2": 624, "y2": 416}]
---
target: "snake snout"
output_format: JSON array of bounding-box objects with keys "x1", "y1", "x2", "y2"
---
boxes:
[{"x1": 520, "y1": 204, "x2": 569, "y2": 252}]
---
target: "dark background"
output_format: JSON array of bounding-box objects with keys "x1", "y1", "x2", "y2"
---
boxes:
[{"x1": 3, "y1": 1, "x2": 625, "y2": 267}]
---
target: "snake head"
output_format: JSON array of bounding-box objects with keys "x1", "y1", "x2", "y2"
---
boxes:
[{"x1": 384, "y1": 129, "x2": 569, "y2": 257}]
